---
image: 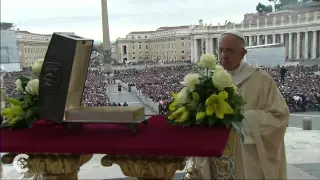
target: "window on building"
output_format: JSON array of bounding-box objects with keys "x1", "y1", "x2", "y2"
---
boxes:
[
  {"x1": 138, "y1": 36, "x2": 140, "y2": 39},
  {"x1": 133, "y1": 57, "x2": 135, "y2": 59},
  {"x1": 181, "y1": 42, "x2": 185, "y2": 46},
  {"x1": 145, "y1": 36, "x2": 147, "y2": 38},
  {"x1": 133, "y1": 45, "x2": 135, "y2": 49},
  {"x1": 181, "y1": 38, "x2": 184, "y2": 40},
  {"x1": 133, "y1": 52, "x2": 135, "y2": 54},
  {"x1": 182, "y1": 51, "x2": 184, "y2": 53},
  {"x1": 146, "y1": 45, "x2": 148, "y2": 49},
  {"x1": 139, "y1": 45, "x2": 141, "y2": 49}
]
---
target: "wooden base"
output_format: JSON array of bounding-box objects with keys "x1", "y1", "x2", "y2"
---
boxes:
[
  {"x1": 101, "y1": 155, "x2": 186, "y2": 180},
  {"x1": 1, "y1": 153, "x2": 93, "y2": 180}
]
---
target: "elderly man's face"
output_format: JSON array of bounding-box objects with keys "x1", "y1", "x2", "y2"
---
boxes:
[{"x1": 218, "y1": 34, "x2": 247, "y2": 71}]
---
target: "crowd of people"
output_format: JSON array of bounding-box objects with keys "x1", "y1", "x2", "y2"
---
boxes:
[
  {"x1": 2, "y1": 54, "x2": 319, "y2": 114},
  {"x1": 115, "y1": 64, "x2": 320, "y2": 113}
]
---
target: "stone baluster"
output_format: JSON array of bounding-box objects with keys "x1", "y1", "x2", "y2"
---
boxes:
[
  {"x1": 273, "y1": 16, "x2": 277, "y2": 27},
  {"x1": 298, "y1": 14, "x2": 301, "y2": 24},
  {"x1": 257, "y1": 19, "x2": 260, "y2": 28},
  {"x1": 314, "y1": 11, "x2": 318, "y2": 21},
  {"x1": 281, "y1": 16, "x2": 284, "y2": 26},
  {"x1": 249, "y1": 20, "x2": 252, "y2": 28},
  {"x1": 306, "y1": 13, "x2": 309, "y2": 23}
]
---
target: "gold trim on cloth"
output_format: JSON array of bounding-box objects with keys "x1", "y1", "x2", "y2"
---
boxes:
[
  {"x1": 210, "y1": 129, "x2": 237, "y2": 180},
  {"x1": 185, "y1": 129, "x2": 237, "y2": 180}
]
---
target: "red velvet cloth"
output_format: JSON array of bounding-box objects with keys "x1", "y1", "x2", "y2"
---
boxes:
[{"x1": 0, "y1": 115, "x2": 230, "y2": 157}]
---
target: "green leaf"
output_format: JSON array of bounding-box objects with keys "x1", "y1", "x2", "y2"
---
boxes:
[
  {"x1": 18, "y1": 76, "x2": 30, "y2": 91},
  {"x1": 7, "y1": 97, "x2": 21, "y2": 106},
  {"x1": 231, "y1": 122, "x2": 245, "y2": 143}
]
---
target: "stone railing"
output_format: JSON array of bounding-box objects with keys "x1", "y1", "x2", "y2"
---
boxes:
[
  {"x1": 117, "y1": 80, "x2": 159, "y2": 114},
  {"x1": 190, "y1": 11, "x2": 320, "y2": 34}
]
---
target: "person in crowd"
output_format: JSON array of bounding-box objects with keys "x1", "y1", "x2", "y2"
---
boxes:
[
  {"x1": 280, "y1": 66, "x2": 287, "y2": 82},
  {"x1": 123, "y1": 102, "x2": 128, "y2": 106}
]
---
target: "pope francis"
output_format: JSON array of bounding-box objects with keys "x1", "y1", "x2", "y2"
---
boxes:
[{"x1": 187, "y1": 31, "x2": 290, "y2": 179}]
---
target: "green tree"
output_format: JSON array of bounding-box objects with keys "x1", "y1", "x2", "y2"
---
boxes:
[{"x1": 256, "y1": 0, "x2": 299, "y2": 13}]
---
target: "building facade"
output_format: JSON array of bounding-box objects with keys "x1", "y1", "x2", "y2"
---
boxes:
[
  {"x1": 115, "y1": 5, "x2": 320, "y2": 63},
  {"x1": 0, "y1": 22, "x2": 21, "y2": 72},
  {"x1": 15, "y1": 31, "x2": 52, "y2": 67}
]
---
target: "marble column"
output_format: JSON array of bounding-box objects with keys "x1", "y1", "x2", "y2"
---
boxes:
[
  {"x1": 281, "y1": 34, "x2": 284, "y2": 44},
  {"x1": 193, "y1": 38, "x2": 199, "y2": 62},
  {"x1": 249, "y1": 36, "x2": 253, "y2": 46},
  {"x1": 296, "y1": 32, "x2": 301, "y2": 59},
  {"x1": 205, "y1": 38, "x2": 210, "y2": 54},
  {"x1": 312, "y1": 31, "x2": 317, "y2": 59},
  {"x1": 273, "y1": 34, "x2": 276, "y2": 44},
  {"x1": 304, "y1": 31, "x2": 309, "y2": 59},
  {"x1": 288, "y1": 32, "x2": 293, "y2": 60},
  {"x1": 257, "y1": 35, "x2": 260, "y2": 45},
  {"x1": 191, "y1": 37, "x2": 195, "y2": 62},
  {"x1": 265, "y1": 35, "x2": 268, "y2": 44}
]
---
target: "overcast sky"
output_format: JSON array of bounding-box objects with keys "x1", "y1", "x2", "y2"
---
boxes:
[{"x1": 1, "y1": 0, "x2": 271, "y2": 41}]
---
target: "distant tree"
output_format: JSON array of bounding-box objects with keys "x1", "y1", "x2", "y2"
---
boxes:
[{"x1": 256, "y1": 0, "x2": 300, "y2": 13}]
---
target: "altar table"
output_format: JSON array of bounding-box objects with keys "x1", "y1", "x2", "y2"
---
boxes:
[{"x1": 0, "y1": 115, "x2": 230, "y2": 180}]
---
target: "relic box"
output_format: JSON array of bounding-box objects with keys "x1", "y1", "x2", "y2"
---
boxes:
[{"x1": 38, "y1": 33, "x2": 147, "y2": 132}]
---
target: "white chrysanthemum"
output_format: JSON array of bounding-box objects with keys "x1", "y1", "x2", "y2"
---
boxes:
[
  {"x1": 25, "y1": 79, "x2": 39, "y2": 96},
  {"x1": 15, "y1": 79, "x2": 24, "y2": 92},
  {"x1": 232, "y1": 85, "x2": 240, "y2": 94},
  {"x1": 31, "y1": 59, "x2": 44, "y2": 76},
  {"x1": 183, "y1": 73, "x2": 200, "y2": 90},
  {"x1": 212, "y1": 70, "x2": 233, "y2": 90},
  {"x1": 199, "y1": 54, "x2": 216, "y2": 70},
  {"x1": 177, "y1": 87, "x2": 189, "y2": 104}
]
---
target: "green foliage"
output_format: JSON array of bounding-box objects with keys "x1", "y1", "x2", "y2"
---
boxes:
[
  {"x1": 257, "y1": 0, "x2": 300, "y2": 13},
  {"x1": 1, "y1": 75, "x2": 39, "y2": 129}
]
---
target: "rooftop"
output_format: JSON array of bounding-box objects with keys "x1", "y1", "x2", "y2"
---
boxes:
[{"x1": 128, "y1": 25, "x2": 191, "y2": 35}]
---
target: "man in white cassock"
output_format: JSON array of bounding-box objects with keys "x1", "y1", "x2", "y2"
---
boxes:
[{"x1": 187, "y1": 31, "x2": 290, "y2": 179}]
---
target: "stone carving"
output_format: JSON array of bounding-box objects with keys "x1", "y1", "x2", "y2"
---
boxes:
[
  {"x1": 281, "y1": 16, "x2": 285, "y2": 25},
  {"x1": 273, "y1": 16, "x2": 277, "y2": 26},
  {"x1": 265, "y1": 18, "x2": 268, "y2": 27},
  {"x1": 289, "y1": 15, "x2": 292, "y2": 24}
]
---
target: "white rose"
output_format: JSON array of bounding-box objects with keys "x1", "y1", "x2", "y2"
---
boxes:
[
  {"x1": 32, "y1": 59, "x2": 44, "y2": 76},
  {"x1": 214, "y1": 65, "x2": 224, "y2": 71},
  {"x1": 183, "y1": 73, "x2": 200, "y2": 90},
  {"x1": 15, "y1": 79, "x2": 24, "y2": 92},
  {"x1": 25, "y1": 79, "x2": 39, "y2": 96},
  {"x1": 210, "y1": 65, "x2": 225, "y2": 73},
  {"x1": 212, "y1": 70, "x2": 233, "y2": 90},
  {"x1": 177, "y1": 87, "x2": 189, "y2": 104},
  {"x1": 199, "y1": 53, "x2": 216, "y2": 70}
]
